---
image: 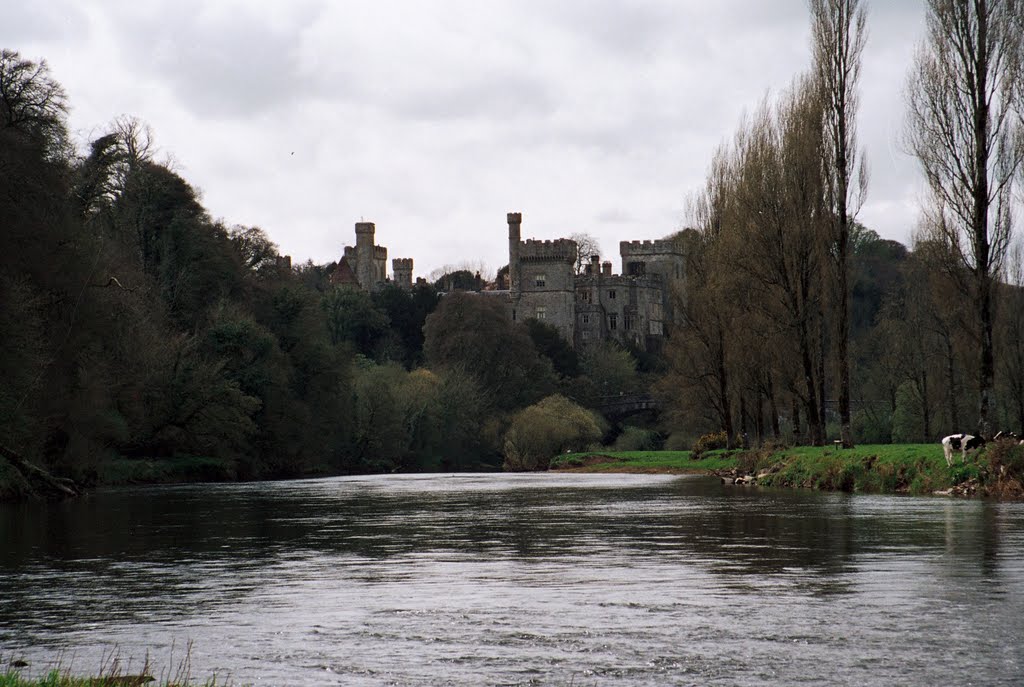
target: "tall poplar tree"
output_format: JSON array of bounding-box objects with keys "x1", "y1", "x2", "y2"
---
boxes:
[
  {"x1": 809, "y1": 0, "x2": 868, "y2": 447},
  {"x1": 906, "y1": 0, "x2": 1024, "y2": 437}
]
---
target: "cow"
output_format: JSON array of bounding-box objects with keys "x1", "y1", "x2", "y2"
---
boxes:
[
  {"x1": 941, "y1": 433, "x2": 985, "y2": 467},
  {"x1": 993, "y1": 430, "x2": 1024, "y2": 447}
]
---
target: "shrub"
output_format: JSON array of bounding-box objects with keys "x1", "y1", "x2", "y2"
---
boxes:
[
  {"x1": 664, "y1": 431, "x2": 696, "y2": 452},
  {"x1": 985, "y1": 440, "x2": 1024, "y2": 481},
  {"x1": 611, "y1": 426, "x2": 660, "y2": 451},
  {"x1": 692, "y1": 431, "x2": 728, "y2": 458},
  {"x1": 503, "y1": 395, "x2": 606, "y2": 471}
]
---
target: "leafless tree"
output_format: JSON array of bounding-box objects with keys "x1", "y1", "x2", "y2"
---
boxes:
[
  {"x1": 905, "y1": 0, "x2": 1024, "y2": 437},
  {"x1": 997, "y1": 239, "x2": 1024, "y2": 432},
  {"x1": 809, "y1": 0, "x2": 869, "y2": 447},
  {"x1": 660, "y1": 146, "x2": 736, "y2": 443},
  {"x1": 0, "y1": 49, "x2": 70, "y2": 159},
  {"x1": 569, "y1": 232, "x2": 603, "y2": 274},
  {"x1": 727, "y1": 81, "x2": 829, "y2": 445}
]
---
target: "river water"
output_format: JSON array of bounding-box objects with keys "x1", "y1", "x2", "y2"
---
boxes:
[{"x1": 2, "y1": 473, "x2": 1023, "y2": 686}]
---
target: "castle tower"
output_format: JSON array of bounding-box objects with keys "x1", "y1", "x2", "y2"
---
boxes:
[
  {"x1": 392, "y1": 258, "x2": 414, "y2": 290},
  {"x1": 355, "y1": 222, "x2": 376, "y2": 290},
  {"x1": 508, "y1": 212, "x2": 522, "y2": 294}
]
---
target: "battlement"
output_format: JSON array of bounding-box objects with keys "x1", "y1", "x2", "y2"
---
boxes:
[
  {"x1": 519, "y1": 238, "x2": 577, "y2": 263},
  {"x1": 355, "y1": 221, "x2": 375, "y2": 235},
  {"x1": 507, "y1": 212, "x2": 522, "y2": 224},
  {"x1": 392, "y1": 258, "x2": 413, "y2": 270},
  {"x1": 619, "y1": 239, "x2": 683, "y2": 257},
  {"x1": 373, "y1": 246, "x2": 388, "y2": 260}
]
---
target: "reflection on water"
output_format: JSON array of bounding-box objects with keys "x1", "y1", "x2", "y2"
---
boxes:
[{"x1": 2, "y1": 474, "x2": 1023, "y2": 685}]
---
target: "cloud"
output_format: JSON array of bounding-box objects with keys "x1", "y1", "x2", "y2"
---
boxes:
[
  {"x1": 108, "y1": 0, "x2": 325, "y2": 118},
  {"x1": 0, "y1": 2, "x2": 87, "y2": 45},
  {"x1": 0, "y1": 0, "x2": 945, "y2": 276}
]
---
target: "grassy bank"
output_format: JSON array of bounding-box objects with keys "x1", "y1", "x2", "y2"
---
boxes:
[{"x1": 551, "y1": 442, "x2": 1024, "y2": 497}]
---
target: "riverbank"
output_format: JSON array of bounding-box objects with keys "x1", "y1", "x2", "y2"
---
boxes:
[
  {"x1": 550, "y1": 442, "x2": 1024, "y2": 498},
  {"x1": 0, "y1": 453, "x2": 243, "y2": 502},
  {"x1": 0, "y1": 668, "x2": 220, "y2": 687}
]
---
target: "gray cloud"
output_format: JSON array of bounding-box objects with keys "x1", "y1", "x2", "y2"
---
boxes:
[
  {"x1": 0, "y1": 0, "x2": 963, "y2": 276},
  {"x1": 111, "y1": 1, "x2": 325, "y2": 118},
  {"x1": 0, "y1": 2, "x2": 87, "y2": 45}
]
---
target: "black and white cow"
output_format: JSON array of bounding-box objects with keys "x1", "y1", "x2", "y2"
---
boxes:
[
  {"x1": 993, "y1": 430, "x2": 1024, "y2": 446},
  {"x1": 941, "y1": 433, "x2": 985, "y2": 467}
]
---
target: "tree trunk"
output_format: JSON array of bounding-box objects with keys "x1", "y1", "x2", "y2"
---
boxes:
[
  {"x1": 920, "y1": 369, "x2": 931, "y2": 442},
  {"x1": 0, "y1": 445, "x2": 80, "y2": 500},
  {"x1": 792, "y1": 397, "x2": 802, "y2": 442},
  {"x1": 978, "y1": 278, "x2": 994, "y2": 438},
  {"x1": 836, "y1": 242, "x2": 853, "y2": 447},
  {"x1": 800, "y1": 319, "x2": 824, "y2": 446},
  {"x1": 945, "y1": 335, "x2": 960, "y2": 430},
  {"x1": 717, "y1": 328, "x2": 734, "y2": 449}
]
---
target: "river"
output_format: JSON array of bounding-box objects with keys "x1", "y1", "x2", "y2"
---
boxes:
[{"x1": 1, "y1": 473, "x2": 1023, "y2": 685}]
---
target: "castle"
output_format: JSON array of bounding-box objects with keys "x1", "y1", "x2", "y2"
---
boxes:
[
  {"x1": 330, "y1": 213, "x2": 686, "y2": 350},
  {"x1": 329, "y1": 221, "x2": 415, "y2": 291},
  {"x1": 506, "y1": 212, "x2": 685, "y2": 351}
]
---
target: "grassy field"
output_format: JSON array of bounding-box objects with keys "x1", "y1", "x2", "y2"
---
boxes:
[
  {"x1": 551, "y1": 449, "x2": 734, "y2": 473},
  {"x1": 550, "y1": 443, "x2": 1004, "y2": 496}
]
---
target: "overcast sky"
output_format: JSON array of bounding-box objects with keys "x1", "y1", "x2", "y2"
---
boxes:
[{"x1": 5, "y1": 0, "x2": 928, "y2": 279}]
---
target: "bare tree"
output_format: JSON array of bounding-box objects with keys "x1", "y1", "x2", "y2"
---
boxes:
[
  {"x1": 810, "y1": 0, "x2": 869, "y2": 447},
  {"x1": 660, "y1": 146, "x2": 736, "y2": 443},
  {"x1": 569, "y1": 232, "x2": 603, "y2": 274},
  {"x1": 905, "y1": 0, "x2": 1024, "y2": 437},
  {"x1": 997, "y1": 239, "x2": 1024, "y2": 432},
  {"x1": 0, "y1": 49, "x2": 70, "y2": 160},
  {"x1": 727, "y1": 81, "x2": 829, "y2": 445}
]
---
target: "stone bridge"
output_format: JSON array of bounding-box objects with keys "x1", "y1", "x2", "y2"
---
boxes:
[{"x1": 597, "y1": 394, "x2": 660, "y2": 419}]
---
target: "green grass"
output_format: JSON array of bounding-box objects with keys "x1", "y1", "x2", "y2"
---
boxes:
[
  {"x1": 551, "y1": 449, "x2": 740, "y2": 473},
  {"x1": 754, "y1": 444, "x2": 958, "y2": 494},
  {"x1": 550, "y1": 443, "x2": 986, "y2": 496}
]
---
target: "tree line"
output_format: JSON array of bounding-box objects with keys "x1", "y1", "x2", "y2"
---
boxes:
[
  {"x1": 0, "y1": 47, "x2": 649, "y2": 491},
  {"x1": 658, "y1": 0, "x2": 1024, "y2": 448}
]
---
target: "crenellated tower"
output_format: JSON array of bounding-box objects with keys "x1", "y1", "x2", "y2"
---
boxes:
[
  {"x1": 392, "y1": 258, "x2": 414, "y2": 290},
  {"x1": 505, "y1": 211, "x2": 578, "y2": 343}
]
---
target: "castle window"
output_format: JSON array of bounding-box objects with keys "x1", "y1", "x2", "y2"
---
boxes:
[
  {"x1": 608, "y1": 289, "x2": 616, "y2": 300},
  {"x1": 624, "y1": 314, "x2": 635, "y2": 330},
  {"x1": 608, "y1": 313, "x2": 618, "y2": 331},
  {"x1": 582, "y1": 314, "x2": 590, "y2": 325},
  {"x1": 579, "y1": 290, "x2": 591, "y2": 302},
  {"x1": 581, "y1": 330, "x2": 590, "y2": 340},
  {"x1": 628, "y1": 262, "x2": 646, "y2": 276},
  {"x1": 535, "y1": 274, "x2": 546, "y2": 287},
  {"x1": 536, "y1": 306, "x2": 547, "y2": 320},
  {"x1": 512, "y1": 309, "x2": 517, "y2": 321}
]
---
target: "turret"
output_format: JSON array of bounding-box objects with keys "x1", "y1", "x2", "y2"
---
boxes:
[
  {"x1": 508, "y1": 212, "x2": 522, "y2": 294},
  {"x1": 355, "y1": 222, "x2": 376, "y2": 290},
  {"x1": 392, "y1": 258, "x2": 414, "y2": 290}
]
